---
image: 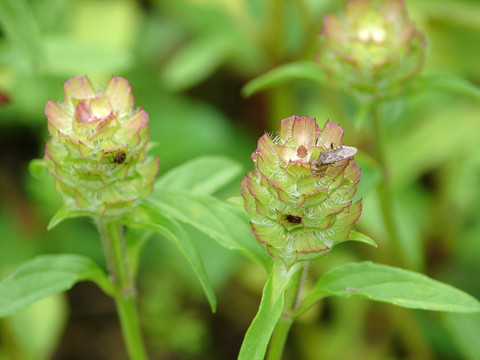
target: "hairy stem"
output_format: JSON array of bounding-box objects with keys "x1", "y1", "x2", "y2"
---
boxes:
[{"x1": 98, "y1": 219, "x2": 148, "y2": 360}]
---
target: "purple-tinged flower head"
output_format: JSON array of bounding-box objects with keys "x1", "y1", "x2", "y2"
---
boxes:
[
  {"x1": 241, "y1": 116, "x2": 361, "y2": 265},
  {"x1": 318, "y1": 0, "x2": 426, "y2": 102},
  {"x1": 44, "y1": 76, "x2": 159, "y2": 219}
]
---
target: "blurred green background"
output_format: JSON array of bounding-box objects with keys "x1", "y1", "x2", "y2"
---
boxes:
[{"x1": 1, "y1": 0, "x2": 479, "y2": 359}]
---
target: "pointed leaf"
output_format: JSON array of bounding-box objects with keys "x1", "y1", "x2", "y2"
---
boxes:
[
  {"x1": 154, "y1": 155, "x2": 243, "y2": 195},
  {"x1": 162, "y1": 34, "x2": 232, "y2": 91},
  {"x1": 305, "y1": 262, "x2": 480, "y2": 313},
  {"x1": 28, "y1": 159, "x2": 47, "y2": 179},
  {"x1": 226, "y1": 196, "x2": 244, "y2": 210},
  {"x1": 127, "y1": 204, "x2": 217, "y2": 312},
  {"x1": 238, "y1": 261, "x2": 301, "y2": 360},
  {"x1": 0, "y1": 255, "x2": 115, "y2": 317},
  {"x1": 339, "y1": 230, "x2": 377, "y2": 247},
  {"x1": 47, "y1": 205, "x2": 93, "y2": 230},
  {"x1": 242, "y1": 61, "x2": 326, "y2": 97},
  {"x1": 410, "y1": 73, "x2": 480, "y2": 101},
  {"x1": 146, "y1": 191, "x2": 271, "y2": 272}
]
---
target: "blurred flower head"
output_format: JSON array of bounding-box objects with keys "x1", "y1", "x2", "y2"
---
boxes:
[
  {"x1": 318, "y1": 0, "x2": 426, "y2": 102},
  {"x1": 241, "y1": 116, "x2": 361, "y2": 265},
  {"x1": 44, "y1": 76, "x2": 159, "y2": 220}
]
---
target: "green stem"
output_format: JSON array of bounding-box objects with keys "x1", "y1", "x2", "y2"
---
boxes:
[
  {"x1": 267, "y1": 316, "x2": 293, "y2": 360},
  {"x1": 98, "y1": 219, "x2": 148, "y2": 360},
  {"x1": 371, "y1": 107, "x2": 433, "y2": 359},
  {"x1": 267, "y1": 264, "x2": 308, "y2": 360},
  {"x1": 266, "y1": 0, "x2": 286, "y2": 61},
  {"x1": 371, "y1": 106, "x2": 405, "y2": 267}
]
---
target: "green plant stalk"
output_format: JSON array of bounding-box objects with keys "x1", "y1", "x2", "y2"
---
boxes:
[
  {"x1": 267, "y1": 263, "x2": 308, "y2": 360},
  {"x1": 370, "y1": 106, "x2": 433, "y2": 359},
  {"x1": 371, "y1": 106, "x2": 405, "y2": 267},
  {"x1": 98, "y1": 219, "x2": 148, "y2": 360},
  {"x1": 266, "y1": 0, "x2": 286, "y2": 61},
  {"x1": 267, "y1": 315, "x2": 293, "y2": 360}
]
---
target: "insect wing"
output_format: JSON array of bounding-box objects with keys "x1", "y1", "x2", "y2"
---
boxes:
[{"x1": 320, "y1": 146, "x2": 357, "y2": 165}]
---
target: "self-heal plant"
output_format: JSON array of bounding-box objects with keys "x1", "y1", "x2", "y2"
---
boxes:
[
  {"x1": 238, "y1": 116, "x2": 366, "y2": 359},
  {"x1": 316, "y1": 0, "x2": 430, "y2": 270},
  {"x1": 0, "y1": 75, "x2": 263, "y2": 360},
  {"x1": 318, "y1": 0, "x2": 426, "y2": 103},
  {"x1": 236, "y1": 116, "x2": 480, "y2": 360},
  {"x1": 44, "y1": 76, "x2": 159, "y2": 223},
  {"x1": 42, "y1": 76, "x2": 160, "y2": 359},
  {"x1": 241, "y1": 116, "x2": 361, "y2": 267}
]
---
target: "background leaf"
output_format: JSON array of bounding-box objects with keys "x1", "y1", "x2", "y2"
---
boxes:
[
  {"x1": 242, "y1": 61, "x2": 325, "y2": 97},
  {"x1": 0, "y1": 0, "x2": 45, "y2": 71},
  {"x1": 410, "y1": 73, "x2": 480, "y2": 101},
  {"x1": 154, "y1": 155, "x2": 243, "y2": 195},
  {"x1": 6, "y1": 294, "x2": 67, "y2": 359},
  {"x1": 161, "y1": 34, "x2": 233, "y2": 91},
  {"x1": 146, "y1": 192, "x2": 271, "y2": 272},
  {"x1": 307, "y1": 262, "x2": 480, "y2": 313},
  {"x1": 0, "y1": 254, "x2": 114, "y2": 317},
  {"x1": 128, "y1": 204, "x2": 217, "y2": 312}
]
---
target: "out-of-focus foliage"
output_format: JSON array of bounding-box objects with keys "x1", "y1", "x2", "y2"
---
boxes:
[{"x1": 0, "y1": 0, "x2": 479, "y2": 359}]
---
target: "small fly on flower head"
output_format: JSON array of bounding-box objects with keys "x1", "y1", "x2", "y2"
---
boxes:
[{"x1": 319, "y1": 145, "x2": 357, "y2": 165}]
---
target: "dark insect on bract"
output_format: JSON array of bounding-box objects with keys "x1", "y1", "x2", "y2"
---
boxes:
[
  {"x1": 285, "y1": 214, "x2": 302, "y2": 224},
  {"x1": 113, "y1": 151, "x2": 127, "y2": 165}
]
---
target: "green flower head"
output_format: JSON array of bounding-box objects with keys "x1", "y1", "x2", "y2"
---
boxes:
[
  {"x1": 318, "y1": 0, "x2": 426, "y2": 102},
  {"x1": 241, "y1": 116, "x2": 361, "y2": 265},
  {"x1": 44, "y1": 76, "x2": 159, "y2": 220}
]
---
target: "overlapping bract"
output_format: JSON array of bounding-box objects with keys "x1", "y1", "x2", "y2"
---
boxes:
[
  {"x1": 44, "y1": 76, "x2": 159, "y2": 218},
  {"x1": 241, "y1": 116, "x2": 361, "y2": 264},
  {"x1": 318, "y1": 0, "x2": 426, "y2": 102}
]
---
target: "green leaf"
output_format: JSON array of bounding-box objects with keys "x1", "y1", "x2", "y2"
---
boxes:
[
  {"x1": 146, "y1": 191, "x2": 271, "y2": 272},
  {"x1": 306, "y1": 262, "x2": 480, "y2": 313},
  {"x1": 225, "y1": 196, "x2": 244, "y2": 210},
  {"x1": 28, "y1": 159, "x2": 46, "y2": 179},
  {"x1": 242, "y1": 61, "x2": 325, "y2": 97},
  {"x1": 162, "y1": 34, "x2": 233, "y2": 91},
  {"x1": 410, "y1": 73, "x2": 480, "y2": 101},
  {"x1": 390, "y1": 102, "x2": 480, "y2": 188},
  {"x1": 7, "y1": 294, "x2": 67, "y2": 359},
  {"x1": 0, "y1": 0, "x2": 45, "y2": 71},
  {"x1": 154, "y1": 155, "x2": 243, "y2": 195},
  {"x1": 47, "y1": 205, "x2": 95, "y2": 229},
  {"x1": 339, "y1": 230, "x2": 377, "y2": 247},
  {"x1": 128, "y1": 204, "x2": 217, "y2": 312},
  {"x1": 0, "y1": 254, "x2": 115, "y2": 317},
  {"x1": 43, "y1": 36, "x2": 132, "y2": 76},
  {"x1": 238, "y1": 261, "x2": 301, "y2": 360}
]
